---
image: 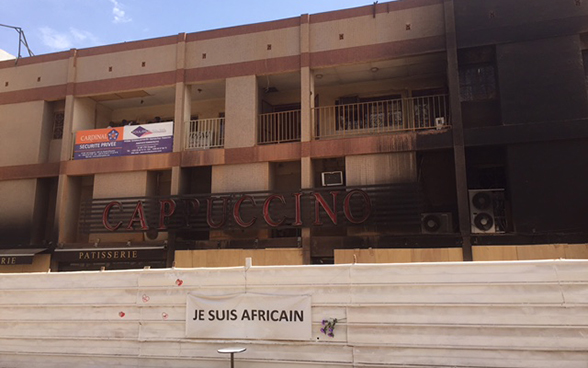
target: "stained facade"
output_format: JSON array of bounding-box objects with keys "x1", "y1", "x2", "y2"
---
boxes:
[{"x1": 1, "y1": 0, "x2": 588, "y2": 272}]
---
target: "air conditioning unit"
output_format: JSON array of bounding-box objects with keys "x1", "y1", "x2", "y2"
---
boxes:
[
  {"x1": 469, "y1": 189, "x2": 506, "y2": 234},
  {"x1": 421, "y1": 213, "x2": 452, "y2": 234},
  {"x1": 435, "y1": 117, "x2": 446, "y2": 130},
  {"x1": 321, "y1": 171, "x2": 344, "y2": 187}
]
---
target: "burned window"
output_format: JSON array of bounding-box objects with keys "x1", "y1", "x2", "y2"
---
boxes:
[
  {"x1": 52, "y1": 111, "x2": 64, "y2": 139},
  {"x1": 458, "y1": 46, "x2": 497, "y2": 102},
  {"x1": 459, "y1": 65, "x2": 497, "y2": 101}
]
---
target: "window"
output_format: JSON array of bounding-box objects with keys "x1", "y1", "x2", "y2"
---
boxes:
[
  {"x1": 458, "y1": 46, "x2": 498, "y2": 102},
  {"x1": 52, "y1": 112, "x2": 64, "y2": 139},
  {"x1": 459, "y1": 65, "x2": 497, "y2": 101}
]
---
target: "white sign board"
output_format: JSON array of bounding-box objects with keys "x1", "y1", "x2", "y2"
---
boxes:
[{"x1": 186, "y1": 293, "x2": 311, "y2": 341}]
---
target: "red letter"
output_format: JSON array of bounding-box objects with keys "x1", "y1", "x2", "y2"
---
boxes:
[
  {"x1": 233, "y1": 195, "x2": 257, "y2": 228},
  {"x1": 158, "y1": 199, "x2": 176, "y2": 230},
  {"x1": 103, "y1": 201, "x2": 123, "y2": 231},
  {"x1": 292, "y1": 192, "x2": 303, "y2": 226},
  {"x1": 343, "y1": 189, "x2": 372, "y2": 224},
  {"x1": 263, "y1": 195, "x2": 286, "y2": 227},
  {"x1": 126, "y1": 201, "x2": 149, "y2": 230},
  {"x1": 313, "y1": 192, "x2": 339, "y2": 225},
  {"x1": 207, "y1": 197, "x2": 228, "y2": 229},
  {"x1": 182, "y1": 199, "x2": 200, "y2": 227}
]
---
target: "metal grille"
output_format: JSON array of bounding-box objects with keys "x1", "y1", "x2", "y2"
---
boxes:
[
  {"x1": 185, "y1": 118, "x2": 224, "y2": 149},
  {"x1": 79, "y1": 184, "x2": 423, "y2": 234},
  {"x1": 314, "y1": 95, "x2": 449, "y2": 139},
  {"x1": 258, "y1": 110, "x2": 301, "y2": 144},
  {"x1": 52, "y1": 112, "x2": 64, "y2": 139}
]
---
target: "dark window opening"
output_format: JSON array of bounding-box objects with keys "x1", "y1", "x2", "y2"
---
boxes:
[{"x1": 52, "y1": 111, "x2": 64, "y2": 139}]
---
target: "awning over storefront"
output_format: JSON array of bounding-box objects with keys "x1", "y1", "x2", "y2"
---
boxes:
[
  {"x1": 0, "y1": 248, "x2": 46, "y2": 265},
  {"x1": 53, "y1": 246, "x2": 166, "y2": 263}
]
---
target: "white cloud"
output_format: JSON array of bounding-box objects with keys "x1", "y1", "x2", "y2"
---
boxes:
[
  {"x1": 39, "y1": 27, "x2": 72, "y2": 50},
  {"x1": 110, "y1": 0, "x2": 132, "y2": 24},
  {"x1": 39, "y1": 27, "x2": 100, "y2": 51},
  {"x1": 70, "y1": 28, "x2": 99, "y2": 44}
]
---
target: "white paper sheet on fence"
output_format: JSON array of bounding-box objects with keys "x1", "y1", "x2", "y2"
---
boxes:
[{"x1": 186, "y1": 293, "x2": 311, "y2": 340}]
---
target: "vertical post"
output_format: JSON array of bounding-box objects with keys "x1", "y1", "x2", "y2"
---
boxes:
[{"x1": 444, "y1": 0, "x2": 472, "y2": 261}]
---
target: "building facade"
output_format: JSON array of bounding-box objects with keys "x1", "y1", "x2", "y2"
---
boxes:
[{"x1": 1, "y1": 0, "x2": 588, "y2": 272}]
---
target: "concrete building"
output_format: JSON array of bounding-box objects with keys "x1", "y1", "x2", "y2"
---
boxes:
[{"x1": 1, "y1": 0, "x2": 588, "y2": 272}]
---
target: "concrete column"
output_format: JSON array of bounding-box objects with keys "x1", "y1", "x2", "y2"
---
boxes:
[
  {"x1": 300, "y1": 157, "x2": 313, "y2": 264},
  {"x1": 173, "y1": 84, "x2": 191, "y2": 152},
  {"x1": 56, "y1": 175, "x2": 82, "y2": 244},
  {"x1": 300, "y1": 14, "x2": 314, "y2": 143},
  {"x1": 225, "y1": 75, "x2": 258, "y2": 148},
  {"x1": 300, "y1": 68, "x2": 315, "y2": 143},
  {"x1": 444, "y1": 0, "x2": 472, "y2": 261}
]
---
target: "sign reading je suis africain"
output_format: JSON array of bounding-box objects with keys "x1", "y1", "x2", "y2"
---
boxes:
[{"x1": 79, "y1": 184, "x2": 422, "y2": 233}]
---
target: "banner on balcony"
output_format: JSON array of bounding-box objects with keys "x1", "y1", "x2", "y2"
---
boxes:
[
  {"x1": 74, "y1": 121, "x2": 173, "y2": 160},
  {"x1": 186, "y1": 293, "x2": 312, "y2": 341}
]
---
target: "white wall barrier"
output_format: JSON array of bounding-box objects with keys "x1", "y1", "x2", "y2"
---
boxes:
[{"x1": 0, "y1": 259, "x2": 587, "y2": 367}]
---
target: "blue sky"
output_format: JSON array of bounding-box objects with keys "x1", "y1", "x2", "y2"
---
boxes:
[{"x1": 0, "y1": 0, "x2": 376, "y2": 58}]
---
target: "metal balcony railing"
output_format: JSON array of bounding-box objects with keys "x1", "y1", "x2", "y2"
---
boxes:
[
  {"x1": 313, "y1": 94, "x2": 450, "y2": 139},
  {"x1": 185, "y1": 118, "x2": 225, "y2": 149},
  {"x1": 258, "y1": 110, "x2": 301, "y2": 145}
]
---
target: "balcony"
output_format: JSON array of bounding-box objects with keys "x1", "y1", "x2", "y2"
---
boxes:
[
  {"x1": 258, "y1": 110, "x2": 301, "y2": 145},
  {"x1": 185, "y1": 118, "x2": 225, "y2": 149},
  {"x1": 313, "y1": 94, "x2": 450, "y2": 140}
]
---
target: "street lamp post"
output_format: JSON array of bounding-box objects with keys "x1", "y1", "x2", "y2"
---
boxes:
[{"x1": 217, "y1": 347, "x2": 246, "y2": 368}]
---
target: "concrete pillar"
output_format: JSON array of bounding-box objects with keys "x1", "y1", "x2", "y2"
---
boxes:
[
  {"x1": 300, "y1": 14, "x2": 315, "y2": 143},
  {"x1": 300, "y1": 157, "x2": 313, "y2": 264},
  {"x1": 225, "y1": 75, "x2": 258, "y2": 148},
  {"x1": 56, "y1": 175, "x2": 82, "y2": 244}
]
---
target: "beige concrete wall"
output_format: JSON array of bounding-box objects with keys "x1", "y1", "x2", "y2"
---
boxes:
[
  {"x1": 346, "y1": 152, "x2": 416, "y2": 186},
  {"x1": 0, "y1": 59, "x2": 68, "y2": 93},
  {"x1": 175, "y1": 248, "x2": 304, "y2": 268},
  {"x1": 190, "y1": 98, "x2": 225, "y2": 120},
  {"x1": 92, "y1": 171, "x2": 153, "y2": 243},
  {"x1": 335, "y1": 248, "x2": 463, "y2": 264},
  {"x1": 211, "y1": 162, "x2": 272, "y2": 193},
  {"x1": 93, "y1": 172, "x2": 152, "y2": 199},
  {"x1": 185, "y1": 26, "x2": 300, "y2": 69},
  {"x1": 310, "y1": 4, "x2": 445, "y2": 53},
  {"x1": 0, "y1": 254, "x2": 50, "y2": 273},
  {"x1": 224, "y1": 75, "x2": 258, "y2": 148},
  {"x1": 0, "y1": 179, "x2": 37, "y2": 233},
  {"x1": 75, "y1": 44, "x2": 177, "y2": 84},
  {"x1": 0, "y1": 101, "x2": 47, "y2": 166}
]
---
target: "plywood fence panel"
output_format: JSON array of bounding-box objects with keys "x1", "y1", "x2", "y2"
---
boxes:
[
  {"x1": 473, "y1": 244, "x2": 588, "y2": 261},
  {"x1": 175, "y1": 248, "x2": 304, "y2": 268},
  {"x1": 337, "y1": 245, "x2": 588, "y2": 264},
  {"x1": 0, "y1": 260, "x2": 586, "y2": 367}
]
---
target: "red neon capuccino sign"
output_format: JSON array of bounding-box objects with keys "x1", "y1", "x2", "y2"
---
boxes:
[{"x1": 102, "y1": 189, "x2": 372, "y2": 231}]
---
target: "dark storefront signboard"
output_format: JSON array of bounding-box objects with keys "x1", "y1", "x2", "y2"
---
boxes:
[
  {"x1": 54, "y1": 247, "x2": 167, "y2": 263},
  {"x1": 73, "y1": 122, "x2": 173, "y2": 160},
  {"x1": 0, "y1": 255, "x2": 33, "y2": 265},
  {"x1": 79, "y1": 184, "x2": 423, "y2": 233},
  {"x1": 0, "y1": 249, "x2": 46, "y2": 265}
]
